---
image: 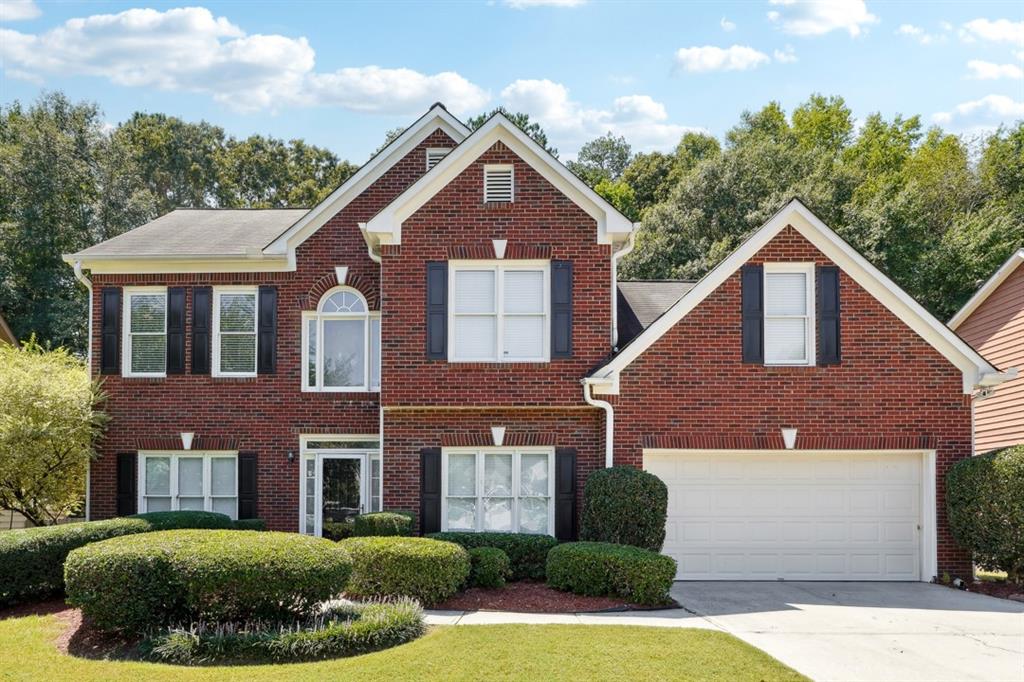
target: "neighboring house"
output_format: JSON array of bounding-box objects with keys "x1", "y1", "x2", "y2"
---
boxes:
[
  {"x1": 949, "y1": 249, "x2": 1024, "y2": 453},
  {"x1": 0, "y1": 311, "x2": 15, "y2": 345},
  {"x1": 64, "y1": 105, "x2": 1010, "y2": 582}
]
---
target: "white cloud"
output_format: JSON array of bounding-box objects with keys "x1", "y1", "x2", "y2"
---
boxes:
[
  {"x1": 959, "y1": 18, "x2": 1024, "y2": 44},
  {"x1": 767, "y1": 0, "x2": 877, "y2": 37},
  {"x1": 1016, "y1": 50, "x2": 1024, "y2": 62},
  {"x1": 499, "y1": 79, "x2": 702, "y2": 155},
  {"x1": 896, "y1": 23, "x2": 947, "y2": 45},
  {"x1": 720, "y1": 17, "x2": 736, "y2": 32},
  {"x1": 0, "y1": 6, "x2": 489, "y2": 114},
  {"x1": 933, "y1": 94, "x2": 1024, "y2": 127},
  {"x1": 0, "y1": 0, "x2": 39, "y2": 22},
  {"x1": 502, "y1": 0, "x2": 586, "y2": 7},
  {"x1": 674, "y1": 45, "x2": 770, "y2": 73},
  {"x1": 773, "y1": 45, "x2": 798, "y2": 63},
  {"x1": 966, "y1": 60, "x2": 1023, "y2": 80}
]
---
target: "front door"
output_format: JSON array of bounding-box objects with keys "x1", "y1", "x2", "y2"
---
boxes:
[{"x1": 321, "y1": 456, "x2": 363, "y2": 539}]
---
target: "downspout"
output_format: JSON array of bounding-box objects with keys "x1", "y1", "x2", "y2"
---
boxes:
[
  {"x1": 610, "y1": 226, "x2": 638, "y2": 349},
  {"x1": 360, "y1": 222, "x2": 385, "y2": 510},
  {"x1": 583, "y1": 379, "x2": 614, "y2": 468},
  {"x1": 72, "y1": 260, "x2": 93, "y2": 521}
]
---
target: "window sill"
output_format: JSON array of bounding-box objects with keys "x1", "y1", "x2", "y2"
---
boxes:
[{"x1": 122, "y1": 374, "x2": 166, "y2": 380}]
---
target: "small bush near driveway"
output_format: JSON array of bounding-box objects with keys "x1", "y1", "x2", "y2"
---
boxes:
[
  {"x1": 546, "y1": 541, "x2": 676, "y2": 606},
  {"x1": 468, "y1": 547, "x2": 512, "y2": 588},
  {"x1": 341, "y1": 536, "x2": 469, "y2": 606},
  {"x1": 352, "y1": 511, "x2": 414, "y2": 537},
  {"x1": 580, "y1": 466, "x2": 668, "y2": 551},
  {"x1": 428, "y1": 532, "x2": 557, "y2": 580}
]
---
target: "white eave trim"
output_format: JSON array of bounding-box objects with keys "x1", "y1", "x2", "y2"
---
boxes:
[
  {"x1": 363, "y1": 113, "x2": 636, "y2": 246},
  {"x1": 62, "y1": 252, "x2": 291, "y2": 274},
  {"x1": 949, "y1": 249, "x2": 1024, "y2": 330},
  {"x1": 592, "y1": 199, "x2": 999, "y2": 395}
]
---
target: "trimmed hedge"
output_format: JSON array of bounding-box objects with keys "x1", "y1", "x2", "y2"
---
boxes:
[
  {"x1": 580, "y1": 466, "x2": 668, "y2": 551},
  {"x1": 144, "y1": 599, "x2": 424, "y2": 664},
  {"x1": 427, "y1": 532, "x2": 557, "y2": 581},
  {"x1": 341, "y1": 537, "x2": 469, "y2": 606},
  {"x1": 65, "y1": 529, "x2": 353, "y2": 633},
  {"x1": 546, "y1": 541, "x2": 676, "y2": 605},
  {"x1": 947, "y1": 445, "x2": 1024, "y2": 581},
  {"x1": 352, "y1": 512, "x2": 414, "y2": 537},
  {"x1": 0, "y1": 511, "x2": 236, "y2": 607},
  {"x1": 468, "y1": 547, "x2": 511, "y2": 589},
  {"x1": 323, "y1": 520, "x2": 355, "y2": 541},
  {"x1": 233, "y1": 518, "x2": 266, "y2": 531}
]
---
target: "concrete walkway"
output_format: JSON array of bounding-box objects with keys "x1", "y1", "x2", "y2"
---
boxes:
[{"x1": 425, "y1": 581, "x2": 1024, "y2": 682}]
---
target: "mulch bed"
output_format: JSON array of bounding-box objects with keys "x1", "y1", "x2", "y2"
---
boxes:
[
  {"x1": 964, "y1": 580, "x2": 1024, "y2": 602},
  {"x1": 0, "y1": 600, "x2": 142, "y2": 659},
  {"x1": 435, "y1": 581, "x2": 676, "y2": 613}
]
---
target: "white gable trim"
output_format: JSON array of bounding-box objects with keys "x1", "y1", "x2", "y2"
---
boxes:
[
  {"x1": 362, "y1": 113, "x2": 637, "y2": 246},
  {"x1": 949, "y1": 249, "x2": 1024, "y2": 330},
  {"x1": 592, "y1": 199, "x2": 999, "y2": 394},
  {"x1": 263, "y1": 104, "x2": 470, "y2": 264}
]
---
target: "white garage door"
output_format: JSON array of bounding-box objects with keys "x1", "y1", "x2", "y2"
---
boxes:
[{"x1": 644, "y1": 451, "x2": 923, "y2": 581}]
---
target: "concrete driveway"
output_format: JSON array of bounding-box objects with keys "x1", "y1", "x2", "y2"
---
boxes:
[{"x1": 673, "y1": 581, "x2": 1024, "y2": 682}]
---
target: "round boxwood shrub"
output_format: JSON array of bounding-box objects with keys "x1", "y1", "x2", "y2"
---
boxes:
[
  {"x1": 427, "y1": 532, "x2": 557, "y2": 581},
  {"x1": 323, "y1": 520, "x2": 355, "y2": 541},
  {"x1": 0, "y1": 510, "x2": 235, "y2": 607},
  {"x1": 233, "y1": 518, "x2": 267, "y2": 531},
  {"x1": 341, "y1": 536, "x2": 469, "y2": 605},
  {"x1": 65, "y1": 529, "x2": 353, "y2": 633},
  {"x1": 947, "y1": 445, "x2": 1024, "y2": 581},
  {"x1": 580, "y1": 466, "x2": 667, "y2": 551},
  {"x1": 468, "y1": 547, "x2": 511, "y2": 588},
  {"x1": 546, "y1": 541, "x2": 676, "y2": 606},
  {"x1": 352, "y1": 511, "x2": 414, "y2": 537}
]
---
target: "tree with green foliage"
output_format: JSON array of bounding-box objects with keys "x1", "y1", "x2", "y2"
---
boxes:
[
  {"x1": 566, "y1": 132, "x2": 632, "y2": 186},
  {"x1": 467, "y1": 107, "x2": 557, "y2": 157},
  {"x1": 0, "y1": 339, "x2": 107, "y2": 525}
]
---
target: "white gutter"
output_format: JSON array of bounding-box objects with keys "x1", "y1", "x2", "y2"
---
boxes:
[
  {"x1": 72, "y1": 260, "x2": 93, "y2": 372},
  {"x1": 610, "y1": 225, "x2": 639, "y2": 349},
  {"x1": 358, "y1": 223, "x2": 382, "y2": 264},
  {"x1": 977, "y1": 368, "x2": 1018, "y2": 387},
  {"x1": 583, "y1": 379, "x2": 615, "y2": 468}
]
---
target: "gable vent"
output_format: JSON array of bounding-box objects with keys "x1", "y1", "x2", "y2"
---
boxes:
[
  {"x1": 426, "y1": 148, "x2": 449, "y2": 171},
  {"x1": 484, "y1": 165, "x2": 514, "y2": 203}
]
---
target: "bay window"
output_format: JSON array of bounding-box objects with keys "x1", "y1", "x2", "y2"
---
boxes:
[
  {"x1": 140, "y1": 452, "x2": 238, "y2": 518},
  {"x1": 302, "y1": 287, "x2": 380, "y2": 392},
  {"x1": 123, "y1": 287, "x2": 167, "y2": 377},
  {"x1": 764, "y1": 263, "x2": 815, "y2": 365},
  {"x1": 213, "y1": 287, "x2": 258, "y2": 376}
]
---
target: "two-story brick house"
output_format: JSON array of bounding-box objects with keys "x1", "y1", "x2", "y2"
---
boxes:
[{"x1": 65, "y1": 105, "x2": 1009, "y2": 582}]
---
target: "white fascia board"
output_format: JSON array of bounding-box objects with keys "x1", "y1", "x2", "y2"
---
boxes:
[
  {"x1": 263, "y1": 105, "x2": 470, "y2": 257},
  {"x1": 61, "y1": 253, "x2": 292, "y2": 274},
  {"x1": 949, "y1": 249, "x2": 1024, "y2": 330},
  {"x1": 364, "y1": 114, "x2": 636, "y2": 246},
  {"x1": 593, "y1": 199, "x2": 997, "y2": 394}
]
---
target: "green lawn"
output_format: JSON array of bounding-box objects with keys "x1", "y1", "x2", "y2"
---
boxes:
[{"x1": 0, "y1": 611, "x2": 807, "y2": 682}]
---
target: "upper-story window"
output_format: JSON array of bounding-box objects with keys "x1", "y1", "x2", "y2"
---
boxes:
[
  {"x1": 764, "y1": 263, "x2": 815, "y2": 365},
  {"x1": 213, "y1": 287, "x2": 258, "y2": 377},
  {"x1": 450, "y1": 262, "x2": 549, "y2": 363},
  {"x1": 303, "y1": 287, "x2": 380, "y2": 392},
  {"x1": 123, "y1": 287, "x2": 167, "y2": 377},
  {"x1": 426, "y1": 148, "x2": 449, "y2": 171},
  {"x1": 484, "y1": 164, "x2": 514, "y2": 203}
]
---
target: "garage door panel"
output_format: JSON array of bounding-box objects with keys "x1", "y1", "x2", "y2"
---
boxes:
[{"x1": 646, "y1": 451, "x2": 923, "y2": 581}]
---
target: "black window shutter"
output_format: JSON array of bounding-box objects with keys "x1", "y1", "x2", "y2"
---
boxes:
[
  {"x1": 551, "y1": 260, "x2": 573, "y2": 358},
  {"x1": 191, "y1": 286, "x2": 212, "y2": 374},
  {"x1": 425, "y1": 262, "x2": 447, "y2": 360},
  {"x1": 115, "y1": 452, "x2": 137, "y2": 516},
  {"x1": 817, "y1": 265, "x2": 841, "y2": 365},
  {"x1": 257, "y1": 286, "x2": 277, "y2": 374},
  {"x1": 166, "y1": 287, "x2": 186, "y2": 374},
  {"x1": 100, "y1": 287, "x2": 121, "y2": 375},
  {"x1": 555, "y1": 448, "x2": 578, "y2": 541},
  {"x1": 420, "y1": 447, "x2": 442, "y2": 535},
  {"x1": 237, "y1": 452, "x2": 258, "y2": 520},
  {"x1": 741, "y1": 264, "x2": 764, "y2": 364}
]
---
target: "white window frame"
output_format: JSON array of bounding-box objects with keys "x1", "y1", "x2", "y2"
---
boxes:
[
  {"x1": 301, "y1": 286, "x2": 381, "y2": 392},
  {"x1": 137, "y1": 451, "x2": 239, "y2": 519},
  {"x1": 763, "y1": 262, "x2": 816, "y2": 366},
  {"x1": 122, "y1": 286, "x2": 167, "y2": 378},
  {"x1": 212, "y1": 286, "x2": 259, "y2": 378},
  {"x1": 297, "y1": 434, "x2": 382, "y2": 535},
  {"x1": 441, "y1": 446, "x2": 556, "y2": 536},
  {"x1": 448, "y1": 260, "x2": 550, "y2": 363},
  {"x1": 484, "y1": 163, "x2": 514, "y2": 203},
  {"x1": 425, "y1": 147, "x2": 449, "y2": 171}
]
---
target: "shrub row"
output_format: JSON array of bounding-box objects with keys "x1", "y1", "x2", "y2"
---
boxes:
[
  {"x1": 428, "y1": 532, "x2": 557, "y2": 581},
  {"x1": 65, "y1": 530, "x2": 352, "y2": 633},
  {"x1": 144, "y1": 599, "x2": 425, "y2": 664},
  {"x1": 0, "y1": 511, "x2": 238, "y2": 607},
  {"x1": 468, "y1": 547, "x2": 511, "y2": 589},
  {"x1": 341, "y1": 536, "x2": 469, "y2": 606},
  {"x1": 352, "y1": 511, "x2": 414, "y2": 537},
  {"x1": 546, "y1": 541, "x2": 676, "y2": 606}
]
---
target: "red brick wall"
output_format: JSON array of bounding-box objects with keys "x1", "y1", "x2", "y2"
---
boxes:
[
  {"x1": 611, "y1": 226, "x2": 974, "y2": 577},
  {"x1": 380, "y1": 141, "x2": 612, "y2": 407},
  {"x1": 87, "y1": 130, "x2": 457, "y2": 530}
]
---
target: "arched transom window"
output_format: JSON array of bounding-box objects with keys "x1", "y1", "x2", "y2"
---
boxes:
[{"x1": 302, "y1": 287, "x2": 380, "y2": 392}]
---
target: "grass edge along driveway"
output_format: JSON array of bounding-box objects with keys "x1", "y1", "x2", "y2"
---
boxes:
[{"x1": 0, "y1": 612, "x2": 807, "y2": 681}]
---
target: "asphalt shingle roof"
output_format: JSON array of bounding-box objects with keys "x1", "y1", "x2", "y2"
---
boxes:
[{"x1": 616, "y1": 280, "x2": 696, "y2": 346}]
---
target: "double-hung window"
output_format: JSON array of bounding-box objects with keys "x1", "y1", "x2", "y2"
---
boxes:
[
  {"x1": 450, "y1": 262, "x2": 549, "y2": 362},
  {"x1": 763, "y1": 263, "x2": 815, "y2": 365},
  {"x1": 302, "y1": 287, "x2": 381, "y2": 392},
  {"x1": 213, "y1": 287, "x2": 258, "y2": 376},
  {"x1": 140, "y1": 452, "x2": 238, "y2": 518},
  {"x1": 443, "y1": 448, "x2": 554, "y2": 535},
  {"x1": 123, "y1": 287, "x2": 167, "y2": 377}
]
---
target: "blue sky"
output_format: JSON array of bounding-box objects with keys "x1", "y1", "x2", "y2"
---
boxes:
[{"x1": 1, "y1": 0, "x2": 1022, "y2": 161}]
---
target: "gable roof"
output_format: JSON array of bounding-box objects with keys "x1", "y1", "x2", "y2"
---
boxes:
[
  {"x1": 589, "y1": 199, "x2": 1003, "y2": 395},
  {"x1": 949, "y1": 249, "x2": 1024, "y2": 330},
  {"x1": 362, "y1": 112, "x2": 637, "y2": 246},
  {"x1": 617, "y1": 280, "x2": 696, "y2": 347}
]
